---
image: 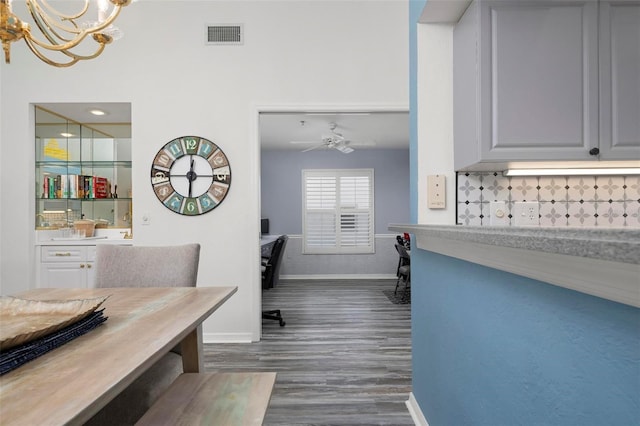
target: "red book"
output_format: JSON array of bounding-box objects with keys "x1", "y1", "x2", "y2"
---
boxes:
[{"x1": 95, "y1": 177, "x2": 109, "y2": 199}]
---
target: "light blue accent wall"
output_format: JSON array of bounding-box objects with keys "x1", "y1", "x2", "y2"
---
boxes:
[
  {"x1": 409, "y1": 1, "x2": 639, "y2": 424},
  {"x1": 412, "y1": 249, "x2": 640, "y2": 425},
  {"x1": 260, "y1": 149, "x2": 409, "y2": 235}
]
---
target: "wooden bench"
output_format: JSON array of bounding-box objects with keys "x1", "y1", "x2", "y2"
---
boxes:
[{"x1": 135, "y1": 372, "x2": 277, "y2": 426}]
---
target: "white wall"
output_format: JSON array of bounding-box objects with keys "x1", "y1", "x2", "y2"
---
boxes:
[
  {"x1": 417, "y1": 23, "x2": 457, "y2": 225},
  {"x1": 0, "y1": 1, "x2": 408, "y2": 341}
]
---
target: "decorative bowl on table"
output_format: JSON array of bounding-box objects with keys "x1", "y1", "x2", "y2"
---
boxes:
[{"x1": 0, "y1": 295, "x2": 108, "y2": 351}]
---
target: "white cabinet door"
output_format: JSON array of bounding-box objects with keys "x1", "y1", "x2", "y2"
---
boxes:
[
  {"x1": 599, "y1": 0, "x2": 640, "y2": 159},
  {"x1": 39, "y1": 246, "x2": 91, "y2": 288},
  {"x1": 40, "y1": 263, "x2": 88, "y2": 288}
]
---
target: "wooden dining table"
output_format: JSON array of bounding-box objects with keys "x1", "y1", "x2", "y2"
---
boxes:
[{"x1": 0, "y1": 286, "x2": 237, "y2": 426}]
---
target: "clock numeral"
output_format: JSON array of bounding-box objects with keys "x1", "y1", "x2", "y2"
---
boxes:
[
  {"x1": 198, "y1": 193, "x2": 217, "y2": 212},
  {"x1": 153, "y1": 182, "x2": 172, "y2": 201},
  {"x1": 209, "y1": 182, "x2": 229, "y2": 203},
  {"x1": 183, "y1": 137, "x2": 199, "y2": 155},
  {"x1": 208, "y1": 149, "x2": 229, "y2": 169},
  {"x1": 213, "y1": 166, "x2": 231, "y2": 184},
  {"x1": 151, "y1": 168, "x2": 169, "y2": 184},
  {"x1": 164, "y1": 193, "x2": 184, "y2": 213},
  {"x1": 182, "y1": 198, "x2": 200, "y2": 215},
  {"x1": 167, "y1": 139, "x2": 185, "y2": 159},
  {"x1": 198, "y1": 139, "x2": 217, "y2": 158},
  {"x1": 153, "y1": 151, "x2": 173, "y2": 169}
]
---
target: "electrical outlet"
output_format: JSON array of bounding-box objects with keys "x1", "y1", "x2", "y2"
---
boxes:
[
  {"x1": 489, "y1": 201, "x2": 509, "y2": 226},
  {"x1": 513, "y1": 202, "x2": 539, "y2": 226}
]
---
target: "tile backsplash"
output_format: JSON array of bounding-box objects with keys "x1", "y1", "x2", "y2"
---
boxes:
[{"x1": 457, "y1": 172, "x2": 640, "y2": 228}]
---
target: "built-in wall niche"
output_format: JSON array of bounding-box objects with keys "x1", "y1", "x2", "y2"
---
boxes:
[{"x1": 34, "y1": 103, "x2": 132, "y2": 229}]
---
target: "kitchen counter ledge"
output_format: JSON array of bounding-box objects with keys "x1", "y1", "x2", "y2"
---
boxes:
[{"x1": 389, "y1": 224, "x2": 640, "y2": 308}]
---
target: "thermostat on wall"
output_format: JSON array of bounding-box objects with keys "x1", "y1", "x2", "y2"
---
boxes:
[{"x1": 427, "y1": 175, "x2": 446, "y2": 209}]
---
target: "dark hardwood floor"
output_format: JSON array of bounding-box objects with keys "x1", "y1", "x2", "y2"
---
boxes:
[{"x1": 203, "y1": 279, "x2": 413, "y2": 426}]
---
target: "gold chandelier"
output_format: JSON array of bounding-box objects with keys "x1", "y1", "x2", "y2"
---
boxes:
[{"x1": 0, "y1": 0, "x2": 131, "y2": 67}]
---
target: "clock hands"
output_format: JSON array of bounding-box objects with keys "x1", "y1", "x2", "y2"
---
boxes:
[{"x1": 187, "y1": 157, "x2": 195, "y2": 198}]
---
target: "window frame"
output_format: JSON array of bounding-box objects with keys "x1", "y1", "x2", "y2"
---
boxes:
[{"x1": 302, "y1": 168, "x2": 375, "y2": 255}]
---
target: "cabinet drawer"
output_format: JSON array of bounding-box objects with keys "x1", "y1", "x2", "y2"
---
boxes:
[{"x1": 41, "y1": 246, "x2": 87, "y2": 262}]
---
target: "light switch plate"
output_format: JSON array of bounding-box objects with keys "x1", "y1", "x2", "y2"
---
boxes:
[
  {"x1": 489, "y1": 201, "x2": 509, "y2": 226},
  {"x1": 513, "y1": 202, "x2": 539, "y2": 226},
  {"x1": 427, "y1": 175, "x2": 446, "y2": 209}
]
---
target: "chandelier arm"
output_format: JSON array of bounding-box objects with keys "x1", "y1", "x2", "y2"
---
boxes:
[
  {"x1": 23, "y1": 7, "x2": 124, "y2": 52},
  {"x1": 27, "y1": 2, "x2": 79, "y2": 46},
  {"x1": 24, "y1": 36, "x2": 106, "y2": 67},
  {"x1": 35, "y1": 0, "x2": 91, "y2": 22}
]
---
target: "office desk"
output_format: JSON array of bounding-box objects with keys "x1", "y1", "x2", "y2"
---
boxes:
[
  {"x1": 261, "y1": 235, "x2": 279, "y2": 257},
  {"x1": 0, "y1": 286, "x2": 237, "y2": 426}
]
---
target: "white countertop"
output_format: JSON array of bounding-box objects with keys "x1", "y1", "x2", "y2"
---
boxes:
[{"x1": 36, "y1": 229, "x2": 133, "y2": 246}]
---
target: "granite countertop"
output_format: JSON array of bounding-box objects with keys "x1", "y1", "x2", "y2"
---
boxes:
[{"x1": 388, "y1": 224, "x2": 640, "y2": 265}]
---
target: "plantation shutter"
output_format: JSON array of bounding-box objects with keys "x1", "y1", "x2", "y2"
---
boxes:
[{"x1": 303, "y1": 169, "x2": 374, "y2": 254}]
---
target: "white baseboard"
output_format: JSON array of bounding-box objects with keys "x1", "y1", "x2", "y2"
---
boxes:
[
  {"x1": 406, "y1": 392, "x2": 429, "y2": 426},
  {"x1": 203, "y1": 332, "x2": 254, "y2": 343},
  {"x1": 281, "y1": 274, "x2": 397, "y2": 280}
]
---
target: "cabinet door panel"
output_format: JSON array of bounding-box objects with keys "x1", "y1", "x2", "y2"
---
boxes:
[
  {"x1": 599, "y1": 0, "x2": 640, "y2": 159},
  {"x1": 40, "y1": 263, "x2": 87, "y2": 288},
  {"x1": 480, "y1": 0, "x2": 598, "y2": 160}
]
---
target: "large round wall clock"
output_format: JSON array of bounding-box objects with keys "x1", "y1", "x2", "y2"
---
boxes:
[{"x1": 150, "y1": 136, "x2": 231, "y2": 215}]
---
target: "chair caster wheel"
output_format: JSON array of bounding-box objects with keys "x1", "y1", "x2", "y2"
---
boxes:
[{"x1": 279, "y1": 320, "x2": 286, "y2": 327}]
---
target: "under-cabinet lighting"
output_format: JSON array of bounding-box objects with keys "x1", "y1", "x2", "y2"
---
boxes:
[
  {"x1": 60, "y1": 132, "x2": 74, "y2": 137},
  {"x1": 503, "y1": 168, "x2": 640, "y2": 176}
]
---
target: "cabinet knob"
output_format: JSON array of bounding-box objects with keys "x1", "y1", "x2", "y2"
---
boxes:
[
  {"x1": 589, "y1": 147, "x2": 600, "y2": 156},
  {"x1": 87, "y1": 264, "x2": 92, "y2": 269},
  {"x1": 80, "y1": 264, "x2": 85, "y2": 268}
]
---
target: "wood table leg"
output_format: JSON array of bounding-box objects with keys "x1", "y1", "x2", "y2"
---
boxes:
[{"x1": 180, "y1": 325, "x2": 203, "y2": 373}]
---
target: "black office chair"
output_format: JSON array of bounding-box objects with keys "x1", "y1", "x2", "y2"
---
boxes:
[
  {"x1": 394, "y1": 242, "x2": 411, "y2": 298},
  {"x1": 262, "y1": 235, "x2": 288, "y2": 326}
]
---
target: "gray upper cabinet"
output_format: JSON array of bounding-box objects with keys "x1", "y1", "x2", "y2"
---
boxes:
[
  {"x1": 599, "y1": 0, "x2": 640, "y2": 159},
  {"x1": 454, "y1": 0, "x2": 640, "y2": 171}
]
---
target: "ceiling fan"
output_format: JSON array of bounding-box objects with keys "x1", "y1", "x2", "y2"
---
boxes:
[{"x1": 290, "y1": 122, "x2": 357, "y2": 154}]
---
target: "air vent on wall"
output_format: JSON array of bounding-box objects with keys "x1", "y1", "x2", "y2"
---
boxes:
[{"x1": 205, "y1": 24, "x2": 243, "y2": 45}]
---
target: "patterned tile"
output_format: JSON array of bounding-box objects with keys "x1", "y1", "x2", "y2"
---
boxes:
[
  {"x1": 567, "y1": 202, "x2": 597, "y2": 227},
  {"x1": 457, "y1": 202, "x2": 482, "y2": 226},
  {"x1": 540, "y1": 201, "x2": 568, "y2": 227},
  {"x1": 567, "y1": 176, "x2": 596, "y2": 202},
  {"x1": 457, "y1": 174, "x2": 483, "y2": 203},
  {"x1": 510, "y1": 177, "x2": 539, "y2": 202},
  {"x1": 481, "y1": 173, "x2": 510, "y2": 202},
  {"x1": 455, "y1": 172, "x2": 638, "y2": 228},
  {"x1": 595, "y1": 176, "x2": 625, "y2": 202},
  {"x1": 596, "y1": 201, "x2": 626, "y2": 227},
  {"x1": 538, "y1": 177, "x2": 568, "y2": 202},
  {"x1": 625, "y1": 176, "x2": 640, "y2": 200}
]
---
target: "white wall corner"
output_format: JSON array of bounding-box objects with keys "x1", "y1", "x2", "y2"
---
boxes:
[
  {"x1": 417, "y1": 23, "x2": 456, "y2": 225},
  {"x1": 406, "y1": 392, "x2": 430, "y2": 426}
]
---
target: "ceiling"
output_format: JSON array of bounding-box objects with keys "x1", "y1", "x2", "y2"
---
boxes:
[
  {"x1": 259, "y1": 111, "x2": 410, "y2": 151},
  {"x1": 34, "y1": 104, "x2": 409, "y2": 150},
  {"x1": 36, "y1": 102, "x2": 131, "y2": 138}
]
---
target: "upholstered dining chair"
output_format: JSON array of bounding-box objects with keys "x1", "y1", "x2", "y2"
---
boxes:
[{"x1": 85, "y1": 243, "x2": 200, "y2": 426}]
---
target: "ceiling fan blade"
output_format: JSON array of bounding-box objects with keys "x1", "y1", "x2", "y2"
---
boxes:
[
  {"x1": 347, "y1": 140, "x2": 376, "y2": 146},
  {"x1": 301, "y1": 144, "x2": 324, "y2": 153},
  {"x1": 290, "y1": 140, "x2": 321, "y2": 144}
]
